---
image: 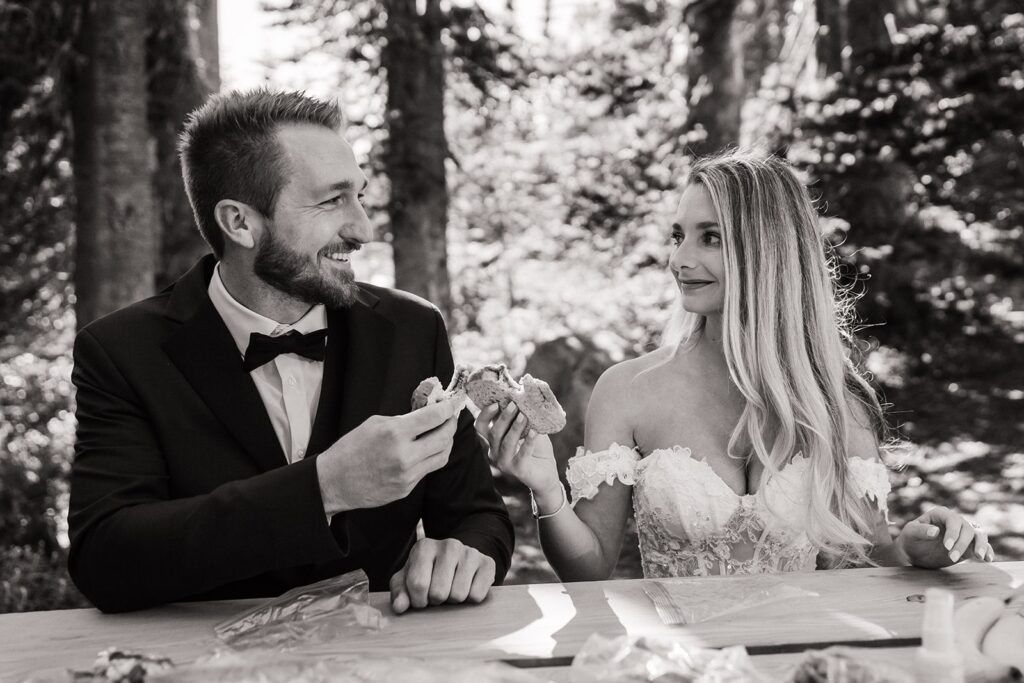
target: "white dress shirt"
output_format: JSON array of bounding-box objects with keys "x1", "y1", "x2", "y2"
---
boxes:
[{"x1": 208, "y1": 264, "x2": 327, "y2": 464}]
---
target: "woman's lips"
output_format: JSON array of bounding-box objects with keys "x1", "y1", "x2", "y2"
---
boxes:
[{"x1": 679, "y1": 280, "x2": 714, "y2": 290}]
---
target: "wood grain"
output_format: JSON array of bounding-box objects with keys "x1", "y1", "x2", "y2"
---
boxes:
[{"x1": 2, "y1": 561, "x2": 1020, "y2": 680}]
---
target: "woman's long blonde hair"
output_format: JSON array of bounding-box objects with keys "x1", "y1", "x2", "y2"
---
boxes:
[{"x1": 664, "y1": 149, "x2": 889, "y2": 566}]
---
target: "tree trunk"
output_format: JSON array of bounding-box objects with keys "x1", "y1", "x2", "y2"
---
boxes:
[
  {"x1": 683, "y1": 0, "x2": 744, "y2": 157},
  {"x1": 149, "y1": 0, "x2": 219, "y2": 289},
  {"x1": 383, "y1": 0, "x2": 452, "y2": 318},
  {"x1": 72, "y1": 0, "x2": 159, "y2": 328},
  {"x1": 845, "y1": 0, "x2": 896, "y2": 61},
  {"x1": 815, "y1": 0, "x2": 844, "y2": 74},
  {"x1": 815, "y1": 0, "x2": 898, "y2": 76}
]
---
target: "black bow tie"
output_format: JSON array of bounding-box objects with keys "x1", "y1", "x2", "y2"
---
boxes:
[{"x1": 242, "y1": 329, "x2": 328, "y2": 372}]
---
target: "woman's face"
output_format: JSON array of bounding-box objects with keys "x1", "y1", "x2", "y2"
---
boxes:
[{"x1": 669, "y1": 184, "x2": 725, "y2": 315}]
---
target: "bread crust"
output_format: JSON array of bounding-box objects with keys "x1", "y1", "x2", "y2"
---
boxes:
[
  {"x1": 465, "y1": 364, "x2": 566, "y2": 435},
  {"x1": 410, "y1": 366, "x2": 470, "y2": 411}
]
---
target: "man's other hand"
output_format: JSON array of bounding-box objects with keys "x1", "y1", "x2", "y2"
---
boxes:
[{"x1": 389, "y1": 538, "x2": 496, "y2": 614}]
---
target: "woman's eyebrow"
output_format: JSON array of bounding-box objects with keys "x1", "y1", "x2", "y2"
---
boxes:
[{"x1": 671, "y1": 221, "x2": 719, "y2": 230}]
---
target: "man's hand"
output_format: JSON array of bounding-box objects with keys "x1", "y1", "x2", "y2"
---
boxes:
[
  {"x1": 898, "y1": 505, "x2": 995, "y2": 568},
  {"x1": 389, "y1": 538, "x2": 496, "y2": 614},
  {"x1": 316, "y1": 398, "x2": 461, "y2": 515}
]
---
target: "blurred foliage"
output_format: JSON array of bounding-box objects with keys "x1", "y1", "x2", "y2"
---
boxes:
[
  {"x1": 1, "y1": 0, "x2": 1021, "y2": 607},
  {"x1": 0, "y1": 0, "x2": 87, "y2": 611}
]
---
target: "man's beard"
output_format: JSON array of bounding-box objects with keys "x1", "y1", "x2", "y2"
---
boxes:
[{"x1": 253, "y1": 229, "x2": 357, "y2": 308}]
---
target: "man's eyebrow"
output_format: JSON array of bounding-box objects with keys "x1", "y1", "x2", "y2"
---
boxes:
[{"x1": 321, "y1": 179, "x2": 368, "y2": 195}]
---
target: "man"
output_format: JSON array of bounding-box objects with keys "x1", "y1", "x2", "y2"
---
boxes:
[{"x1": 68, "y1": 89, "x2": 514, "y2": 614}]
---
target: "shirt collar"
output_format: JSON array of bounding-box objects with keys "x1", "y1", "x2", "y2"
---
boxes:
[{"x1": 208, "y1": 263, "x2": 328, "y2": 358}]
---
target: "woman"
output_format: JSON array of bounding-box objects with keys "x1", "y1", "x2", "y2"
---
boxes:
[{"x1": 477, "y1": 149, "x2": 993, "y2": 580}]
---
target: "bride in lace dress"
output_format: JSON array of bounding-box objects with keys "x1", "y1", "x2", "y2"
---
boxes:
[{"x1": 476, "y1": 150, "x2": 993, "y2": 580}]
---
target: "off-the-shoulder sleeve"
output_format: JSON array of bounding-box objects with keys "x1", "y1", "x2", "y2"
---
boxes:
[
  {"x1": 849, "y1": 458, "x2": 892, "y2": 522},
  {"x1": 565, "y1": 443, "x2": 641, "y2": 505}
]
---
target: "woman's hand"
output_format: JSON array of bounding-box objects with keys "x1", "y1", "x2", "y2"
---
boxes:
[
  {"x1": 474, "y1": 402, "x2": 560, "y2": 501},
  {"x1": 897, "y1": 506, "x2": 995, "y2": 568}
]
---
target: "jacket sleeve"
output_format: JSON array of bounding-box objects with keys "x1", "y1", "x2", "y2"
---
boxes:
[
  {"x1": 420, "y1": 310, "x2": 515, "y2": 584},
  {"x1": 68, "y1": 328, "x2": 347, "y2": 613}
]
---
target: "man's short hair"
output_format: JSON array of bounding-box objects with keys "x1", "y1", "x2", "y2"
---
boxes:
[{"x1": 178, "y1": 89, "x2": 342, "y2": 257}]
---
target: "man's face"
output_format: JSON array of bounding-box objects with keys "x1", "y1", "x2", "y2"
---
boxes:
[{"x1": 253, "y1": 124, "x2": 373, "y2": 308}]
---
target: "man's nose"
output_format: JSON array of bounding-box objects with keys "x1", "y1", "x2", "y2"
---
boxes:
[{"x1": 346, "y1": 207, "x2": 374, "y2": 244}]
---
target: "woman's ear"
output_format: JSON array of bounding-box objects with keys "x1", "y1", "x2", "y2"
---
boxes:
[{"x1": 213, "y1": 200, "x2": 264, "y2": 250}]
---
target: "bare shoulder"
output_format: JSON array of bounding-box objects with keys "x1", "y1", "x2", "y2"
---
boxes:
[
  {"x1": 592, "y1": 346, "x2": 674, "y2": 401},
  {"x1": 845, "y1": 393, "x2": 882, "y2": 463},
  {"x1": 586, "y1": 347, "x2": 675, "y2": 448}
]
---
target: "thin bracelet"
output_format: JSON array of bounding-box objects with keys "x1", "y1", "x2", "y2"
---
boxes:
[{"x1": 531, "y1": 484, "x2": 568, "y2": 520}]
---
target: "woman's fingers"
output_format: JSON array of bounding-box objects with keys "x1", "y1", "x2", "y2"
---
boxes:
[
  {"x1": 936, "y1": 507, "x2": 963, "y2": 554},
  {"x1": 971, "y1": 527, "x2": 991, "y2": 561},
  {"x1": 499, "y1": 409, "x2": 530, "y2": 467},
  {"x1": 949, "y1": 520, "x2": 974, "y2": 563},
  {"x1": 904, "y1": 520, "x2": 941, "y2": 541}
]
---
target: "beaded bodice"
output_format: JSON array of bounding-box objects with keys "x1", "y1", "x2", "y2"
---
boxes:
[{"x1": 565, "y1": 444, "x2": 891, "y2": 578}]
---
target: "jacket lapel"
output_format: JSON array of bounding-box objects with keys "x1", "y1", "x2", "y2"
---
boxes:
[
  {"x1": 306, "y1": 307, "x2": 347, "y2": 457},
  {"x1": 338, "y1": 289, "x2": 395, "y2": 437},
  {"x1": 162, "y1": 257, "x2": 287, "y2": 473}
]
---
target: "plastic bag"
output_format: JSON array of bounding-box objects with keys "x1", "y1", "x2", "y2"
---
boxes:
[
  {"x1": 22, "y1": 648, "x2": 176, "y2": 683},
  {"x1": 152, "y1": 651, "x2": 543, "y2": 682},
  {"x1": 642, "y1": 577, "x2": 819, "y2": 625},
  {"x1": 786, "y1": 646, "x2": 914, "y2": 683},
  {"x1": 213, "y1": 569, "x2": 387, "y2": 650},
  {"x1": 569, "y1": 633, "x2": 774, "y2": 682}
]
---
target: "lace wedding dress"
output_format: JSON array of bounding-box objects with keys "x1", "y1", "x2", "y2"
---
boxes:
[{"x1": 565, "y1": 444, "x2": 891, "y2": 578}]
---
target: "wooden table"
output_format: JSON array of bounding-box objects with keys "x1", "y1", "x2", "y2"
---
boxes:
[{"x1": 2, "y1": 561, "x2": 1022, "y2": 681}]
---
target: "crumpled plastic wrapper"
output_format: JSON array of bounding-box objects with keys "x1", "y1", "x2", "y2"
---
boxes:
[
  {"x1": 643, "y1": 578, "x2": 819, "y2": 625},
  {"x1": 26, "y1": 651, "x2": 544, "y2": 683},
  {"x1": 213, "y1": 569, "x2": 387, "y2": 650},
  {"x1": 786, "y1": 647, "x2": 914, "y2": 683},
  {"x1": 21, "y1": 648, "x2": 176, "y2": 683},
  {"x1": 150, "y1": 651, "x2": 543, "y2": 683},
  {"x1": 569, "y1": 633, "x2": 774, "y2": 682}
]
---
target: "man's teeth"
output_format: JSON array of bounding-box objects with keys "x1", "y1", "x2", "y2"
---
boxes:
[{"x1": 326, "y1": 252, "x2": 349, "y2": 261}]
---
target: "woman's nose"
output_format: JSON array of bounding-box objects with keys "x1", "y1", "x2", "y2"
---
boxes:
[{"x1": 669, "y1": 242, "x2": 694, "y2": 273}]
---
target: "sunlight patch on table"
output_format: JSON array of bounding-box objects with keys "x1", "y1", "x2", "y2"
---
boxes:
[
  {"x1": 826, "y1": 610, "x2": 895, "y2": 639},
  {"x1": 603, "y1": 585, "x2": 680, "y2": 637},
  {"x1": 478, "y1": 584, "x2": 577, "y2": 658}
]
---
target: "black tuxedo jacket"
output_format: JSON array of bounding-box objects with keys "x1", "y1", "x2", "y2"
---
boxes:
[{"x1": 68, "y1": 256, "x2": 514, "y2": 613}]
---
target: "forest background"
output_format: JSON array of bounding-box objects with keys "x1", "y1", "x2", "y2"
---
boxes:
[{"x1": 1, "y1": 0, "x2": 1021, "y2": 612}]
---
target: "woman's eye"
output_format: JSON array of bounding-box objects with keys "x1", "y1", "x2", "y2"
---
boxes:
[
  {"x1": 670, "y1": 232, "x2": 683, "y2": 246},
  {"x1": 703, "y1": 232, "x2": 721, "y2": 246}
]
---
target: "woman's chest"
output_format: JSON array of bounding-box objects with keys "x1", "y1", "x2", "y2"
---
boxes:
[{"x1": 632, "y1": 390, "x2": 759, "y2": 495}]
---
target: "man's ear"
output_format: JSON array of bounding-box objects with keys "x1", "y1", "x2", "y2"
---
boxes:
[{"x1": 214, "y1": 200, "x2": 265, "y2": 250}]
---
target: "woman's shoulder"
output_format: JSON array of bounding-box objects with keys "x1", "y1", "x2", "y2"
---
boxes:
[
  {"x1": 595, "y1": 346, "x2": 675, "y2": 390},
  {"x1": 584, "y1": 348, "x2": 673, "y2": 445},
  {"x1": 844, "y1": 393, "x2": 884, "y2": 463}
]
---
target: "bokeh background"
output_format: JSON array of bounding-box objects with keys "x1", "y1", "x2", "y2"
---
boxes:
[{"x1": 1, "y1": 0, "x2": 1021, "y2": 612}]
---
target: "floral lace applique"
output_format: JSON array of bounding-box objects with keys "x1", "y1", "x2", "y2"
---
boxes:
[
  {"x1": 565, "y1": 443, "x2": 641, "y2": 504},
  {"x1": 565, "y1": 443, "x2": 894, "y2": 578},
  {"x1": 848, "y1": 457, "x2": 893, "y2": 523},
  {"x1": 618, "y1": 447, "x2": 891, "y2": 578}
]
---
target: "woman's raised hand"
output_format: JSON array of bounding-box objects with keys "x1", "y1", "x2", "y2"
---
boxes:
[{"x1": 474, "y1": 402, "x2": 560, "y2": 498}]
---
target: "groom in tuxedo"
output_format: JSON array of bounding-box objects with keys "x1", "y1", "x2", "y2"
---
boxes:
[{"x1": 67, "y1": 89, "x2": 514, "y2": 613}]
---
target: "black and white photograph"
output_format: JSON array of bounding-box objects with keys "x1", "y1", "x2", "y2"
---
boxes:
[{"x1": 1, "y1": 0, "x2": 1022, "y2": 680}]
